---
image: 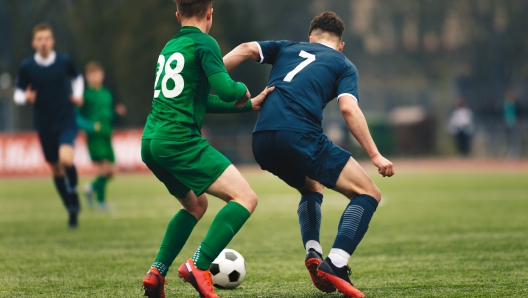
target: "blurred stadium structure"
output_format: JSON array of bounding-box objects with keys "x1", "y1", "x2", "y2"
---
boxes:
[{"x1": 1, "y1": 0, "x2": 527, "y2": 163}]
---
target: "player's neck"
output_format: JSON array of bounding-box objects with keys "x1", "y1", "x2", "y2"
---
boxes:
[
  {"x1": 316, "y1": 40, "x2": 339, "y2": 51},
  {"x1": 88, "y1": 84, "x2": 103, "y2": 90},
  {"x1": 37, "y1": 50, "x2": 53, "y2": 59},
  {"x1": 180, "y1": 19, "x2": 208, "y2": 34},
  {"x1": 34, "y1": 50, "x2": 56, "y2": 67}
]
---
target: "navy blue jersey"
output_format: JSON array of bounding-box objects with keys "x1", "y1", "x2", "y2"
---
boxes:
[
  {"x1": 16, "y1": 53, "x2": 80, "y2": 132},
  {"x1": 254, "y1": 40, "x2": 359, "y2": 134}
]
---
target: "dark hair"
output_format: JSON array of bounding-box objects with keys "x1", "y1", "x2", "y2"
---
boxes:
[
  {"x1": 32, "y1": 23, "x2": 53, "y2": 37},
  {"x1": 174, "y1": 0, "x2": 213, "y2": 19},
  {"x1": 85, "y1": 61, "x2": 104, "y2": 74},
  {"x1": 309, "y1": 12, "x2": 345, "y2": 39}
]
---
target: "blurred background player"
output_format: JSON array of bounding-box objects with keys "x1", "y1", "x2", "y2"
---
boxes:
[
  {"x1": 448, "y1": 98, "x2": 474, "y2": 157},
  {"x1": 503, "y1": 90, "x2": 521, "y2": 158},
  {"x1": 13, "y1": 23, "x2": 84, "y2": 228},
  {"x1": 140, "y1": 1, "x2": 274, "y2": 297},
  {"x1": 224, "y1": 12, "x2": 394, "y2": 298},
  {"x1": 77, "y1": 61, "x2": 127, "y2": 210}
]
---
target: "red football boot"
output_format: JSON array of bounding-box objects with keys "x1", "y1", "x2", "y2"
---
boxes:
[
  {"x1": 142, "y1": 268, "x2": 168, "y2": 298},
  {"x1": 317, "y1": 257, "x2": 365, "y2": 298},
  {"x1": 305, "y1": 249, "x2": 336, "y2": 293},
  {"x1": 178, "y1": 258, "x2": 219, "y2": 298}
]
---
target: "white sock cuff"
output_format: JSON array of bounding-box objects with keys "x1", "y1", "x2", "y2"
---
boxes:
[
  {"x1": 328, "y1": 248, "x2": 350, "y2": 268},
  {"x1": 305, "y1": 240, "x2": 323, "y2": 255}
]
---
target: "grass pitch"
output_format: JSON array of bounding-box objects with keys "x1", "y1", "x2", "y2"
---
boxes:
[{"x1": 0, "y1": 166, "x2": 527, "y2": 297}]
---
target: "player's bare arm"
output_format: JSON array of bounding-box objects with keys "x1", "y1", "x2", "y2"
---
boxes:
[
  {"x1": 223, "y1": 42, "x2": 261, "y2": 71},
  {"x1": 339, "y1": 95, "x2": 394, "y2": 177}
]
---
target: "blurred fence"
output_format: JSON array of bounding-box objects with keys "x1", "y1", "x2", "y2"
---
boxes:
[{"x1": 0, "y1": 129, "x2": 147, "y2": 176}]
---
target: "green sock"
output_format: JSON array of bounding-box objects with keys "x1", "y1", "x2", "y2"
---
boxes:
[
  {"x1": 97, "y1": 177, "x2": 108, "y2": 203},
  {"x1": 152, "y1": 209, "x2": 198, "y2": 276},
  {"x1": 92, "y1": 176, "x2": 108, "y2": 203},
  {"x1": 193, "y1": 202, "x2": 250, "y2": 270}
]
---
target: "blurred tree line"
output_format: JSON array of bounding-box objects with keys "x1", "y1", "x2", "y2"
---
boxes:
[{"x1": 1, "y1": 0, "x2": 528, "y2": 131}]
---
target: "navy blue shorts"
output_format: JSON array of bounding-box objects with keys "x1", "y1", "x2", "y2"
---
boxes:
[
  {"x1": 37, "y1": 127, "x2": 78, "y2": 163},
  {"x1": 252, "y1": 131, "x2": 351, "y2": 189}
]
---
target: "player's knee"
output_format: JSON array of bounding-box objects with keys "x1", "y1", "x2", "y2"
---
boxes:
[
  {"x1": 60, "y1": 158, "x2": 74, "y2": 168},
  {"x1": 50, "y1": 163, "x2": 63, "y2": 176},
  {"x1": 298, "y1": 180, "x2": 324, "y2": 195},
  {"x1": 235, "y1": 189, "x2": 258, "y2": 214},
  {"x1": 195, "y1": 200, "x2": 208, "y2": 219},
  {"x1": 184, "y1": 198, "x2": 208, "y2": 221},
  {"x1": 245, "y1": 190, "x2": 259, "y2": 214},
  {"x1": 104, "y1": 169, "x2": 114, "y2": 179},
  {"x1": 367, "y1": 185, "x2": 382, "y2": 202}
]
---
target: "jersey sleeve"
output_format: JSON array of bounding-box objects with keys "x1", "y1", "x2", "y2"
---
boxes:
[
  {"x1": 336, "y1": 62, "x2": 360, "y2": 103},
  {"x1": 196, "y1": 36, "x2": 227, "y2": 77},
  {"x1": 75, "y1": 108, "x2": 96, "y2": 132},
  {"x1": 255, "y1": 40, "x2": 289, "y2": 65},
  {"x1": 208, "y1": 72, "x2": 247, "y2": 103},
  {"x1": 205, "y1": 94, "x2": 252, "y2": 113},
  {"x1": 15, "y1": 64, "x2": 30, "y2": 90},
  {"x1": 65, "y1": 55, "x2": 81, "y2": 77}
]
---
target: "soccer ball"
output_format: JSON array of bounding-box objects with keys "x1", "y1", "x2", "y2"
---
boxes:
[{"x1": 209, "y1": 248, "x2": 246, "y2": 289}]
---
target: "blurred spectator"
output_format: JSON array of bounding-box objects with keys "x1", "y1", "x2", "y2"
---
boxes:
[
  {"x1": 503, "y1": 90, "x2": 521, "y2": 158},
  {"x1": 448, "y1": 98, "x2": 474, "y2": 156}
]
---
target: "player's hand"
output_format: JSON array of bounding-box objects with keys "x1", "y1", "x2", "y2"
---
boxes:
[
  {"x1": 234, "y1": 88, "x2": 251, "y2": 109},
  {"x1": 371, "y1": 154, "x2": 394, "y2": 177},
  {"x1": 94, "y1": 122, "x2": 101, "y2": 132},
  {"x1": 251, "y1": 86, "x2": 275, "y2": 111},
  {"x1": 25, "y1": 86, "x2": 37, "y2": 104},
  {"x1": 115, "y1": 103, "x2": 127, "y2": 116},
  {"x1": 71, "y1": 96, "x2": 84, "y2": 107}
]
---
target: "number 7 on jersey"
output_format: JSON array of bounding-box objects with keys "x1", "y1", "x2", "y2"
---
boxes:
[{"x1": 283, "y1": 50, "x2": 316, "y2": 82}]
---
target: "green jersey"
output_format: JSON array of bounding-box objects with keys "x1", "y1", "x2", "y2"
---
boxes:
[
  {"x1": 142, "y1": 26, "x2": 246, "y2": 140},
  {"x1": 78, "y1": 86, "x2": 114, "y2": 136}
]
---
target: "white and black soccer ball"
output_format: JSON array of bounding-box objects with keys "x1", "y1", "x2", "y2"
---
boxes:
[{"x1": 209, "y1": 248, "x2": 246, "y2": 289}]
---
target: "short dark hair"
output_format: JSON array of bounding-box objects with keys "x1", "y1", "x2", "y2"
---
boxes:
[
  {"x1": 174, "y1": 0, "x2": 213, "y2": 19},
  {"x1": 32, "y1": 23, "x2": 53, "y2": 37},
  {"x1": 309, "y1": 12, "x2": 345, "y2": 39},
  {"x1": 85, "y1": 61, "x2": 104, "y2": 74}
]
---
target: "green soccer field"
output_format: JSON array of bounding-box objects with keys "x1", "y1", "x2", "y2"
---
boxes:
[{"x1": 0, "y1": 167, "x2": 527, "y2": 297}]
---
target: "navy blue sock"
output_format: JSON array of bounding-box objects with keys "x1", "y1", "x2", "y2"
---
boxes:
[
  {"x1": 297, "y1": 192, "x2": 323, "y2": 247},
  {"x1": 64, "y1": 166, "x2": 80, "y2": 214},
  {"x1": 65, "y1": 165, "x2": 78, "y2": 190},
  {"x1": 53, "y1": 176, "x2": 70, "y2": 210},
  {"x1": 332, "y1": 194, "x2": 378, "y2": 255}
]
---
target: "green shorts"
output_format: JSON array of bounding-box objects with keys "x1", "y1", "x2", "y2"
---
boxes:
[
  {"x1": 87, "y1": 134, "x2": 115, "y2": 163},
  {"x1": 141, "y1": 138, "x2": 232, "y2": 198}
]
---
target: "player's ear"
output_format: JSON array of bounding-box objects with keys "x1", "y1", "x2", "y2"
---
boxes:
[
  {"x1": 207, "y1": 8, "x2": 213, "y2": 20},
  {"x1": 338, "y1": 41, "x2": 345, "y2": 52},
  {"x1": 309, "y1": 35, "x2": 316, "y2": 43},
  {"x1": 176, "y1": 12, "x2": 182, "y2": 24}
]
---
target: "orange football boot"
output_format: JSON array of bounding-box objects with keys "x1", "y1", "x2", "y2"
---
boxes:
[
  {"x1": 317, "y1": 257, "x2": 365, "y2": 298},
  {"x1": 142, "y1": 268, "x2": 168, "y2": 298},
  {"x1": 178, "y1": 258, "x2": 219, "y2": 298},
  {"x1": 305, "y1": 249, "x2": 336, "y2": 293}
]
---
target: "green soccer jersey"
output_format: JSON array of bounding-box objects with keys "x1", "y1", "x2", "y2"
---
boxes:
[
  {"x1": 78, "y1": 86, "x2": 114, "y2": 136},
  {"x1": 142, "y1": 26, "x2": 246, "y2": 140}
]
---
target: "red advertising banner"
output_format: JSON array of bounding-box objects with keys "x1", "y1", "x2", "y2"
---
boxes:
[{"x1": 0, "y1": 129, "x2": 148, "y2": 176}]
